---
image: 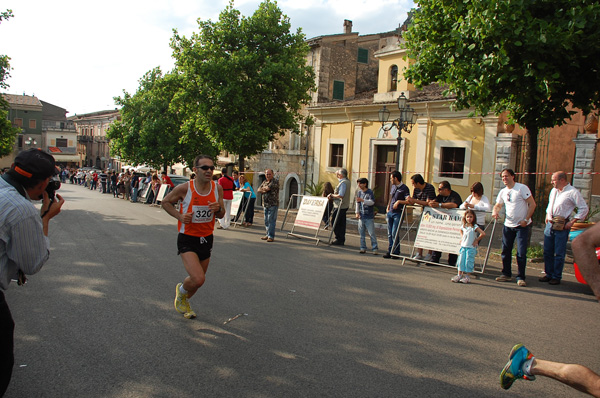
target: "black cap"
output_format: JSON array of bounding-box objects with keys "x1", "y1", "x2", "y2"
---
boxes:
[{"x1": 13, "y1": 149, "x2": 57, "y2": 179}]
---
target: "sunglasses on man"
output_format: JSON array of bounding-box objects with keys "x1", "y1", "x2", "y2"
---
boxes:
[{"x1": 196, "y1": 165, "x2": 215, "y2": 171}]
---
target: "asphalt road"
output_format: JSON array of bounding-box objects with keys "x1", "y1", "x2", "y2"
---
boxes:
[{"x1": 4, "y1": 183, "x2": 600, "y2": 398}]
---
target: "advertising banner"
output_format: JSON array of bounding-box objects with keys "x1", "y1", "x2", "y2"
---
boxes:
[
  {"x1": 230, "y1": 191, "x2": 244, "y2": 216},
  {"x1": 413, "y1": 207, "x2": 465, "y2": 254},
  {"x1": 294, "y1": 196, "x2": 329, "y2": 230}
]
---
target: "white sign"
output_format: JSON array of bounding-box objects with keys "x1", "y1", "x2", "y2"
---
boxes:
[
  {"x1": 294, "y1": 196, "x2": 329, "y2": 230},
  {"x1": 230, "y1": 191, "x2": 244, "y2": 216},
  {"x1": 413, "y1": 207, "x2": 465, "y2": 254}
]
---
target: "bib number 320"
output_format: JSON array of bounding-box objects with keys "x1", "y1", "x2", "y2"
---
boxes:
[{"x1": 192, "y1": 205, "x2": 212, "y2": 223}]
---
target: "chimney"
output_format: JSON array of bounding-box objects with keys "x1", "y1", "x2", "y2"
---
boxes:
[{"x1": 343, "y1": 19, "x2": 352, "y2": 34}]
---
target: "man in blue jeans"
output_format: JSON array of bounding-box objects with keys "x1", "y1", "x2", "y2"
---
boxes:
[
  {"x1": 492, "y1": 168, "x2": 536, "y2": 287},
  {"x1": 257, "y1": 169, "x2": 279, "y2": 242},
  {"x1": 355, "y1": 178, "x2": 378, "y2": 254},
  {"x1": 542, "y1": 171, "x2": 588, "y2": 285},
  {"x1": 383, "y1": 171, "x2": 410, "y2": 259}
]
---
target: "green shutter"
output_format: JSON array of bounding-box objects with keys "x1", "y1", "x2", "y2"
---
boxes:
[
  {"x1": 357, "y1": 48, "x2": 368, "y2": 64},
  {"x1": 333, "y1": 81, "x2": 344, "y2": 101}
]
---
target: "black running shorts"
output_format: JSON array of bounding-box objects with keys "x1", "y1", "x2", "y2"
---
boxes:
[{"x1": 177, "y1": 233, "x2": 213, "y2": 261}]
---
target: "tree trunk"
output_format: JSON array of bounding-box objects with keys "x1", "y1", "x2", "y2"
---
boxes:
[
  {"x1": 238, "y1": 155, "x2": 245, "y2": 174},
  {"x1": 526, "y1": 127, "x2": 538, "y2": 200}
]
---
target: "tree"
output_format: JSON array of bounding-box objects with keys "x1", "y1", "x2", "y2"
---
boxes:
[
  {"x1": 404, "y1": 0, "x2": 600, "y2": 195},
  {"x1": 108, "y1": 67, "x2": 218, "y2": 171},
  {"x1": 0, "y1": 9, "x2": 20, "y2": 158},
  {"x1": 170, "y1": 0, "x2": 315, "y2": 171}
]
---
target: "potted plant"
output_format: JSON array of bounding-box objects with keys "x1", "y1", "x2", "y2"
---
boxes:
[{"x1": 570, "y1": 206, "x2": 600, "y2": 231}]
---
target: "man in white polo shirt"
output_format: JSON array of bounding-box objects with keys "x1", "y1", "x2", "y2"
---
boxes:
[
  {"x1": 492, "y1": 168, "x2": 536, "y2": 286},
  {"x1": 542, "y1": 171, "x2": 588, "y2": 285}
]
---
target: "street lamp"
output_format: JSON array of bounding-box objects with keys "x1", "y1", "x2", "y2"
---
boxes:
[
  {"x1": 24, "y1": 136, "x2": 37, "y2": 147},
  {"x1": 378, "y1": 92, "x2": 417, "y2": 172}
]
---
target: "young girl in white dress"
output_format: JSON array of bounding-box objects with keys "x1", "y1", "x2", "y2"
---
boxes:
[{"x1": 452, "y1": 209, "x2": 485, "y2": 283}]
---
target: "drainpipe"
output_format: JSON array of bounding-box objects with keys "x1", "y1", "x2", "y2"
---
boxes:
[{"x1": 303, "y1": 125, "x2": 310, "y2": 194}]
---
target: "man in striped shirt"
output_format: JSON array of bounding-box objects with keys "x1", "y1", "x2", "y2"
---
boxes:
[{"x1": 0, "y1": 149, "x2": 65, "y2": 397}]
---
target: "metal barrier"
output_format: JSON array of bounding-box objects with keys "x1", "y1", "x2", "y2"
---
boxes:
[
  {"x1": 390, "y1": 206, "x2": 498, "y2": 274},
  {"x1": 282, "y1": 194, "x2": 340, "y2": 245}
]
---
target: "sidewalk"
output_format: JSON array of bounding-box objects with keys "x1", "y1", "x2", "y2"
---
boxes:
[{"x1": 273, "y1": 207, "x2": 577, "y2": 281}]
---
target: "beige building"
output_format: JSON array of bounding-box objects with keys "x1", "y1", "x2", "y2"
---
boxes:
[
  {"x1": 307, "y1": 36, "x2": 500, "y2": 211},
  {"x1": 247, "y1": 20, "x2": 399, "y2": 208},
  {"x1": 69, "y1": 110, "x2": 120, "y2": 170}
]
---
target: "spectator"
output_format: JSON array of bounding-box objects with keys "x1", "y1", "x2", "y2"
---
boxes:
[
  {"x1": 383, "y1": 171, "x2": 410, "y2": 258},
  {"x1": 322, "y1": 181, "x2": 335, "y2": 230},
  {"x1": 257, "y1": 169, "x2": 279, "y2": 242},
  {"x1": 232, "y1": 170, "x2": 240, "y2": 190},
  {"x1": 428, "y1": 180, "x2": 462, "y2": 265},
  {"x1": 451, "y1": 209, "x2": 485, "y2": 284},
  {"x1": 492, "y1": 168, "x2": 536, "y2": 287},
  {"x1": 459, "y1": 181, "x2": 492, "y2": 226},
  {"x1": 407, "y1": 173, "x2": 436, "y2": 261},
  {"x1": 217, "y1": 168, "x2": 235, "y2": 229},
  {"x1": 542, "y1": 171, "x2": 588, "y2": 285},
  {"x1": 161, "y1": 171, "x2": 175, "y2": 189},
  {"x1": 328, "y1": 169, "x2": 351, "y2": 246},
  {"x1": 355, "y1": 178, "x2": 378, "y2": 255},
  {"x1": 130, "y1": 172, "x2": 140, "y2": 203},
  {"x1": 238, "y1": 174, "x2": 256, "y2": 226},
  {"x1": 99, "y1": 170, "x2": 108, "y2": 193}
]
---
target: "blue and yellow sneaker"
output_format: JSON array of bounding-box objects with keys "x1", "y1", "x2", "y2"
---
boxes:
[{"x1": 500, "y1": 344, "x2": 536, "y2": 390}]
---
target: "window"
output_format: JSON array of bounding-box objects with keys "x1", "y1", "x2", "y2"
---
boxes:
[
  {"x1": 329, "y1": 144, "x2": 344, "y2": 168},
  {"x1": 440, "y1": 147, "x2": 466, "y2": 179},
  {"x1": 56, "y1": 138, "x2": 68, "y2": 148},
  {"x1": 390, "y1": 65, "x2": 398, "y2": 91},
  {"x1": 332, "y1": 80, "x2": 344, "y2": 101},
  {"x1": 14, "y1": 118, "x2": 23, "y2": 128},
  {"x1": 357, "y1": 48, "x2": 368, "y2": 64},
  {"x1": 29, "y1": 119, "x2": 36, "y2": 129},
  {"x1": 433, "y1": 139, "x2": 472, "y2": 186}
]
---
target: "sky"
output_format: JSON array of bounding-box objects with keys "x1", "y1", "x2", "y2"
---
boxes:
[{"x1": 2, "y1": 0, "x2": 414, "y2": 116}]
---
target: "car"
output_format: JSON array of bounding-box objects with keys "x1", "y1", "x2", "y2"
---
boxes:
[{"x1": 167, "y1": 174, "x2": 189, "y2": 186}]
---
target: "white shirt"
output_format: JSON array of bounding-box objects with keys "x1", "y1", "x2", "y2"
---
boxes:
[
  {"x1": 496, "y1": 183, "x2": 533, "y2": 228},
  {"x1": 459, "y1": 194, "x2": 491, "y2": 225},
  {"x1": 546, "y1": 184, "x2": 588, "y2": 222},
  {"x1": 461, "y1": 224, "x2": 480, "y2": 247}
]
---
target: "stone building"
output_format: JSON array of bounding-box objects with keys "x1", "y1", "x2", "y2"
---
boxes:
[
  {"x1": 1, "y1": 94, "x2": 43, "y2": 169},
  {"x1": 40, "y1": 100, "x2": 79, "y2": 167},
  {"x1": 69, "y1": 110, "x2": 120, "y2": 170},
  {"x1": 246, "y1": 20, "x2": 399, "y2": 209}
]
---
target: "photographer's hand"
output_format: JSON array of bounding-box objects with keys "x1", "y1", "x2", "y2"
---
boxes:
[{"x1": 41, "y1": 193, "x2": 65, "y2": 236}]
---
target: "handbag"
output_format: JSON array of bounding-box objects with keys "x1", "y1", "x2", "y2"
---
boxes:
[{"x1": 551, "y1": 215, "x2": 566, "y2": 231}]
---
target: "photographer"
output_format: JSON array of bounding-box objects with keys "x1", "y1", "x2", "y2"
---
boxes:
[{"x1": 0, "y1": 149, "x2": 65, "y2": 397}]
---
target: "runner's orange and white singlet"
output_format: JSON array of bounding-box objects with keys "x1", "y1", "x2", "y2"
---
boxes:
[{"x1": 178, "y1": 180, "x2": 219, "y2": 237}]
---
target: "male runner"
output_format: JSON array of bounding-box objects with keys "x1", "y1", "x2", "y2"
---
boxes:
[{"x1": 162, "y1": 155, "x2": 225, "y2": 319}]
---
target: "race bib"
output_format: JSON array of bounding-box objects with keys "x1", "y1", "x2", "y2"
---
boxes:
[{"x1": 192, "y1": 205, "x2": 212, "y2": 223}]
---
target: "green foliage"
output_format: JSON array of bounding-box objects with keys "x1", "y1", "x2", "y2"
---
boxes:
[
  {"x1": 304, "y1": 181, "x2": 324, "y2": 196},
  {"x1": 511, "y1": 244, "x2": 544, "y2": 259},
  {"x1": 108, "y1": 68, "x2": 218, "y2": 170},
  {"x1": 0, "y1": 9, "x2": 18, "y2": 156},
  {"x1": 404, "y1": 0, "x2": 600, "y2": 131},
  {"x1": 170, "y1": 0, "x2": 315, "y2": 166},
  {"x1": 0, "y1": 108, "x2": 18, "y2": 157}
]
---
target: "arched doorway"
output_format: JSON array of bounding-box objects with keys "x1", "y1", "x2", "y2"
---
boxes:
[{"x1": 284, "y1": 173, "x2": 300, "y2": 209}]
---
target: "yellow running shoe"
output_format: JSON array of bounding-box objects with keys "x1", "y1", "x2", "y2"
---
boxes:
[
  {"x1": 183, "y1": 310, "x2": 196, "y2": 319},
  {"x1": 174, "y1": 283, "x2": 190, "y2": 314}
]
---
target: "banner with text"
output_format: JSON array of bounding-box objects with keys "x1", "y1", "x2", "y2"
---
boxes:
[
  {"x1": 413, "y1": 207, "x2": 465, "y2": 254},
  {"x1": 230, "y1": 191, "x2": 245, "y2": 216},
  {"x1": 294, "y1": 196, "x2": 329, "y2": 230}
]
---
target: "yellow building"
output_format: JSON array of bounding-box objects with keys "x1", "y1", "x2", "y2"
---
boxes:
[{"x1": 307, "y1": 37, "x2": 500, "y2": 210}]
